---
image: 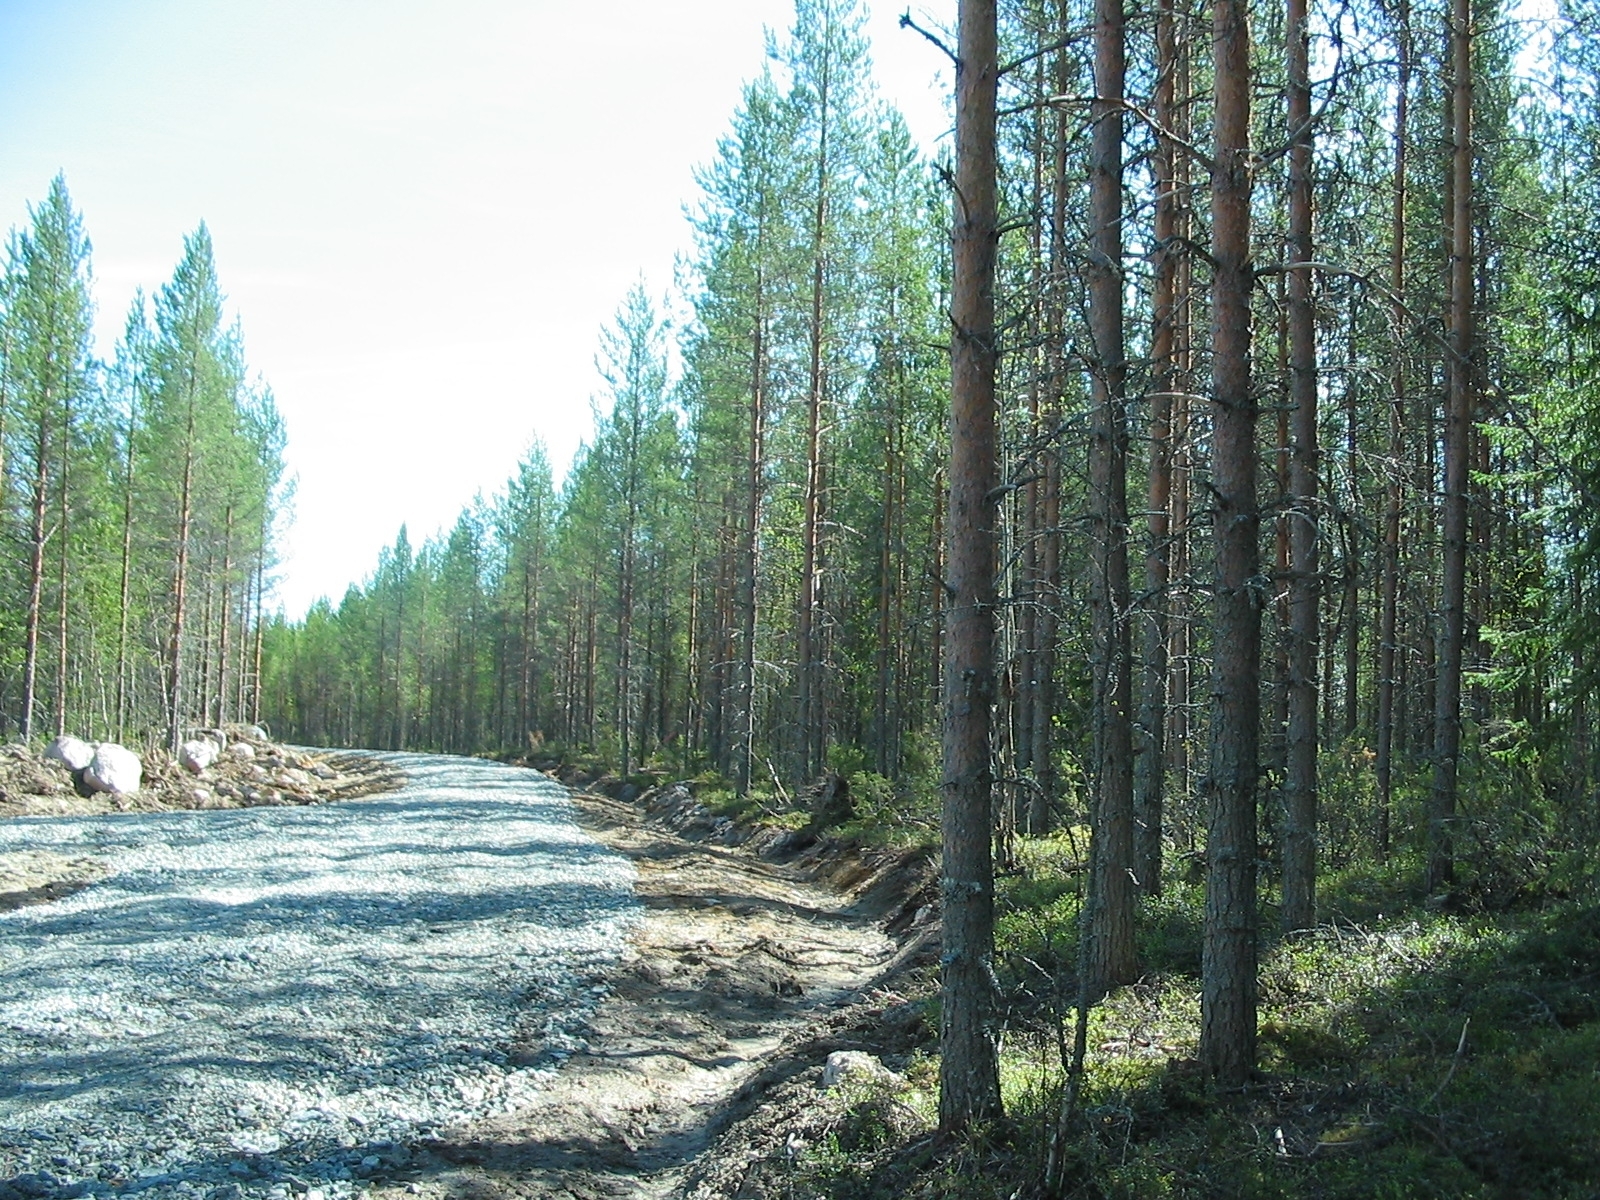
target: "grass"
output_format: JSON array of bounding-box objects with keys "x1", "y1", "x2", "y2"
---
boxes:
[{"x1": 791, "y1": 833, "x2": 1600, "y2": 1200}]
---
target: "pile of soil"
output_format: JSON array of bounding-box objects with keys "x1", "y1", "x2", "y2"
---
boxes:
[
  {"x1": 0, "y1": 732, "x2": 404, "y2": 913},
  {"x1": 0, "y1": 729, "x2": 404, "y2": 820}
]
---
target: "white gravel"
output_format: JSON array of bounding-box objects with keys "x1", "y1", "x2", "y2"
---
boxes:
[{"x1": 0, "y1": 753, "x2": 640, "y2": 1199}]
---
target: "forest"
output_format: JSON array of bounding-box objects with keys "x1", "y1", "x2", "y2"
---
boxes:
[
  {"x1": 0, "y1": 181, "x2": 285, "y2": 754},
  {"x1": 12, "y1": 0, "x2": 1600, "y2": 1191}
]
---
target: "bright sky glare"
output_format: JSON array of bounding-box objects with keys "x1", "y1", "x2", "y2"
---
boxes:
[{"x1": 0, "y1": 0, "x2": 955, "y2": 619}]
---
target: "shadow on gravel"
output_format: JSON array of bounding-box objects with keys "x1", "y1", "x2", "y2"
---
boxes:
[{"x1": 0, "y1": 758, "x2": 643, "y2": 1197}]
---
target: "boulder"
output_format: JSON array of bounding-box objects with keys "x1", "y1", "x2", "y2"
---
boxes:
[
  {"x1": 179, "y1": 739, "x2": 219, "y2": 773},
  {"x1": 195, "y1": 727, "x2": 228, "y2": 752},
  {"x1": 228, "y1": 742, "x2": 256, "y2": 761},
  {"x1": 820, "y1": 1051, "x2": 903, "y2": 1092},
  {"x1": 44, "y1": 735, "x2": 95, "y2": 772},
  {"x1": 84, "y1": 742, "x2": 142, "y2": 795}
]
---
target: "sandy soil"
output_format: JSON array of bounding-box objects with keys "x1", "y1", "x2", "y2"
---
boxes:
[{"x1": 370, "y1": 782, "x2": 940, "y2": 1200}]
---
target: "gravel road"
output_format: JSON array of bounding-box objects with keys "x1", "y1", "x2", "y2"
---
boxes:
[{"x1": 0, "y1": 753, "x2": 640, "y2": 1200}]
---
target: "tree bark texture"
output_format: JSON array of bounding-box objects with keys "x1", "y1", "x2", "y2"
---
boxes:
[
  {"x1": 939, "y1": 0, "x2": 1003, "y2": 1134},
  {"x1": 1137, "y1": 0, "x2": 1182, "y2": 896},
  {"x1": 1376, "y1": 0, "x2": 1410, "y2": 858},
  {"x1": 1087, "y1": 0, "x2": 1139, "y2": 993},
  {"x1": 1281, "y1": 0, "x2": 1320, "y2": 933},
  {"x1": 1431, "y1": 0, "x2": 1473, "y2": 894},
  {"x1": 1201, "y1": 0, "x2": 1260, "y2": 1086}
]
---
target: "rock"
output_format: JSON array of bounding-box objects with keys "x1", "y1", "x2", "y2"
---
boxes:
[
  {"x1": 228, "y1": 742, "x2": 256, "y2": 761},
  {"x1": 44, "y1": 735, "x2": 94, "y2": 772},
  {"x1": 821, "y1": 1050, "x2": 902, "y2": 1092},
  {"x1": 178, "y1": 740, "x2": 219, "y2": 773},
  {"x1": 192, "y1": 727, "x2": 227, "y2": 751},
  {"x1": 244, "y1": 724, "x2": 269, "y2": 740},
  {"x1": 190, "y1": 787, "x2": 213, "y2": 807},
  {"x1": 83, "y1": 742, "x2": 141, "y2": 795}
]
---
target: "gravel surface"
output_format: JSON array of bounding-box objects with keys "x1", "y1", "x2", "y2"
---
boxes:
[{"x1": 0, "y1": 753, "x2": 640, "y2": 1200}]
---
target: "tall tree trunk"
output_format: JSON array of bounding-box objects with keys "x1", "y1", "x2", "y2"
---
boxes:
[
  {"x1": 53, "y1": 393, "x2": 72, "y2": 737},
  {"x1": 939, "y1": 0, "x2": 1002, "y2": 1133},
  {"x1": 115, "y1": 406, "x2": 137, "y2": 742},
  {"x1": 1431, "y1": 0, "x2": 1473, "y2": 894},
  {"x1": 21, "y1": 411, "x2": 50, "y2": 741},
  {"x1": 1167, "y1": 13, "x2": 1195, "y2": 827},
  {"x1": 1342, "y1": 312, "x2": 1361, "y2": 739},
  {"x1": 1376, "y1": 0, "x2": 1410, "y2": 857},
  {"x1": 1281, "y1": 0, "x2": 1320, "y2": 932},
  {"x1": 1029, "y1": 9, "x2": 1070, "y2": 836},
  {"x1": 251, "y1": 534, "x2": 267, "y2": 728},
  {"x1": 1137, "y1": 0, "x2": 1182, "y2": 894},
  {"x1": 215, "y1": 507, "x2": 234, "y2": 727},
  {"x1": 166, "y1": 396, "x2": 198, "y2": 754},
  {"x1": 797, "y1": 43, "x2": 833, "y2": 782},
  {"x1": 874, "y1": 354, "x2": 900, "y2": 777},
  {"x1": 1201, "y1": 0, "x2": 1259, "y2": 1085},
  {"x1": 1088, "y1": 0, "x2": 1138, "y2": 992},
  {"x1": 740, "y1": 270, "x2": 766, "y2": 796}
]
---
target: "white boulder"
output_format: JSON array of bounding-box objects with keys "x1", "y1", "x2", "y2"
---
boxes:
[
  {"x1": 820, "y1": 1051, "x2": 903, "y2": 1092},
  {"x1": 179, "y1": 739, "x2": 219, "y2": 773},
  {"x1": 84, "y1": 742, "x2": 142, "y2": 795},
  {"x1": 228, "y1": 741, "x2": 256, "y2": 761},
  {"x1": 44, "y1": 735, "x2": 95, "y2": 772}
]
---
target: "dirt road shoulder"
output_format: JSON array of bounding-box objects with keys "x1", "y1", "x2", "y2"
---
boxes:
[{"x1": 383, "y1": 781, "x2": 938, "y2": 1200}]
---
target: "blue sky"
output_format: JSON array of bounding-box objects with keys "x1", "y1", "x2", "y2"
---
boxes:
[{"x1": 0, "y1": 0, "x2": 953, "y2": 617}]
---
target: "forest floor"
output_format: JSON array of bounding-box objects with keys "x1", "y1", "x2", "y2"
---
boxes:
[{"x1": 361, "y1": 778, "x2": 943, "y2": 1200}]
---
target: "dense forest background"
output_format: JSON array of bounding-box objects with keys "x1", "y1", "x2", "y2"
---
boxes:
[
  {"x1": 261, "y1": 0, "x2": 1597, "y2": 906},
  {"x1": 11, "y1": 0, "x2": 1600, "y2": 1190}
]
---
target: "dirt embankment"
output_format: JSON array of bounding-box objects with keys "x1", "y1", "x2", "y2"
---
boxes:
[
  {"x1": 0, "y1": 732, "x2": 403, "y2": 912},
  {"x1": 377, "y1": 777, "x2": 942, "y2": 1200}
]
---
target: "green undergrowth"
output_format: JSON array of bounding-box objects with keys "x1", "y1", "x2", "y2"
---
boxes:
[{"x1": 793, "y1": 837, "x2": 1600, "y2": 1199}]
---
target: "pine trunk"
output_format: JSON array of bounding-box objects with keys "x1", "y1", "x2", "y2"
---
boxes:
[
  {"x1": 1201, "y1": 0, "x2": 1259, "y2": 1085},
  {"x1": 1088, "y1": 0, "x2": 1138, "y2": 992},
  {"x1": 1431, "y1": 0, "x2": 1473, "y2": 894},
  {"x1": 939, "y1": 0, "x2": 1003, "y2": 1133},
  {"x1": 1376, "y1": 0, "x2": 1410, "y2": 857},
  {"x1": 1281, "y1": 0, "x2": 1320, "y2": 932}
]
